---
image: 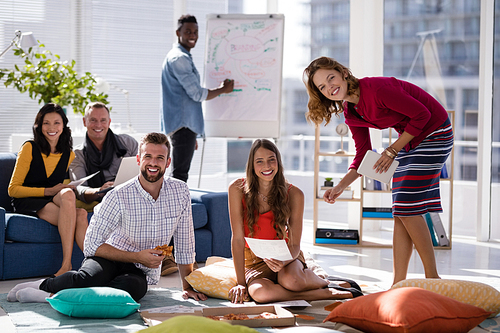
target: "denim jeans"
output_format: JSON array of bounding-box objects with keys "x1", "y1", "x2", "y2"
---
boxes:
[
  {"x1": 39, "y1": 256, "x2": 148, "y2": 302},
  {"x1": 170, "y1": 127, "x2": 197, "y2": 182}
]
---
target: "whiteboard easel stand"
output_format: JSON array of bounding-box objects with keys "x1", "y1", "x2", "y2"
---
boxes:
[{"x1": 198, "y1": 135, "x2": 206, "y2": 189}]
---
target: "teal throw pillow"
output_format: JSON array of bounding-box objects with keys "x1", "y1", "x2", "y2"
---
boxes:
[{"x1": 47, "y1": 287, "x2": 140, "y2": 318}]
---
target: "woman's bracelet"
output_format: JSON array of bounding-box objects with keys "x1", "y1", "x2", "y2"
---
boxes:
[
  {"x1": 386, "y1": 146, "x2": 398, "y2": 157},
  {"x1": 387, "y1": 146, "x2": 398, "y2": 155},
  {"x1": 384, "y1": 149, "x2": 396, "y2": 159}
]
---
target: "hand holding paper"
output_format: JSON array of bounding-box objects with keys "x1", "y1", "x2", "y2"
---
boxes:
[
  {"x1": 244, "y1": 238, "x2": 293, "y2": 261},
  {"x1": 68, "y1": 171, "x2": 100, "y2": 187}
]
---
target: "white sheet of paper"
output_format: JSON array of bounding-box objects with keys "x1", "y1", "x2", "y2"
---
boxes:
[
  {"x1": 144, "y1": 305, "x2": 199, "y2": 314},
  {"x1": 68, "y1": 171, "x2": 100, "y2": 186},
  {"x1": 270, "y1": 300, "x2": 311, "y2": 307},
  {"x1": 244, "y1": 238, "x2": 293, "y2": 261},
  {"x1": 218, "y1": 301, "x2": 257, "y2": 307}
]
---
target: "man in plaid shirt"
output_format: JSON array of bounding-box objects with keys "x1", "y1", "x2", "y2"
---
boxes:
[{"x1": 9, "y1": 132, "x2": 206, "y2": 303}]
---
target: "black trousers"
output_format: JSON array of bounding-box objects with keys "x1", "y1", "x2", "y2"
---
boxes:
[
  {"x1": 39, "y1": 256, "x2": 148, "y2": 302},
  {"x1": 170, "y1": 127, "x2": 197, "y2": 182}
]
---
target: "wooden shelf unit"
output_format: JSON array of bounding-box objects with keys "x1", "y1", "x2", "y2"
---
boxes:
[{"x1": 312, "y1": 111, "x2": 455, "y2": 249}]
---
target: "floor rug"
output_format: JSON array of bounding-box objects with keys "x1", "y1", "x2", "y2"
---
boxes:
[{"x1": 0, "y1": 287, "x2": 349, "y2": 333}]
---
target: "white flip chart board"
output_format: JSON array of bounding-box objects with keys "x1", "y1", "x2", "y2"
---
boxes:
[{"x1": 203, "y1": 14, "x2": 284, "y2": 138}]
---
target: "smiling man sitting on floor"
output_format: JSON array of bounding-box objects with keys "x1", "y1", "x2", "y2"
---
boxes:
[{"x1": 8, "y1": 132, "x2": 206, "y2": 303}]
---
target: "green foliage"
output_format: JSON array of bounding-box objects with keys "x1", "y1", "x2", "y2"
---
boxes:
[
  {"x1": 325, "y1": 177, "x2": 333, "y2": 182},
  {"x1": 0, "y1": 43, "x2": 109, "y2": 115}
]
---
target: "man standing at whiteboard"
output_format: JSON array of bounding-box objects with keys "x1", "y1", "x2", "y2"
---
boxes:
[{"x1": 161, "y1": 14, "x2": 234, "y2": 183}]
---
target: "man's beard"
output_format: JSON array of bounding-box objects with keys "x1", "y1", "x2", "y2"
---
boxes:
[{"x1": 141, "y1": 166, "x2": 165, "y2": 183}]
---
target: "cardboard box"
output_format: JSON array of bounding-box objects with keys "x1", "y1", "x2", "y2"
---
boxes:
[{"x1": 140, "y1": 305, "x2": 296, "y2": 328}]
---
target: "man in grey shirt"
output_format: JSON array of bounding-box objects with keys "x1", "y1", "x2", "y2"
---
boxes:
[{"x1": 70, "y1": 102, "x2": 138, "y2": 204}]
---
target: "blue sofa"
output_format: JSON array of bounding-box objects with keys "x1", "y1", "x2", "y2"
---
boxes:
[{"x1": 0, "y1": 153, "x2": 231, "y2": 280}]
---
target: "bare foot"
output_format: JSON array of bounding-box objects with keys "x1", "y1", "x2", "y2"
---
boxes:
[
  {"x1": 325, "y1": 279, "x2": 351, "y2": 288},
  {"x1": 54, "y1": 264, "x2": 72, "y2": 277},
  {"x1": 327, "y1": 288, "x2": 353, "y2": 299}
]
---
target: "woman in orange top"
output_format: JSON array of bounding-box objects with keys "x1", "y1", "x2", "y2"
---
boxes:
[
  {"x1": 228, "y1": 139, "x2": 362, "y2": 303},
  {"x1": 8, "y1": 103, "x2": 88, "y2": 277}
]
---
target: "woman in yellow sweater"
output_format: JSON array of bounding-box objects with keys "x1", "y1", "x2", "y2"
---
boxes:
[{"x1": 8, "y1": 103, "x2": 89, "y2": 277}]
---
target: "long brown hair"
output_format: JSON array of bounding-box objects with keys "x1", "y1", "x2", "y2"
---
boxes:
[
  {"x1": 244, "y1": 139, "x2": 290, "y2": 240},
  {"x1": 303, "y1": 56, "x2": 359, "y2": 125}
]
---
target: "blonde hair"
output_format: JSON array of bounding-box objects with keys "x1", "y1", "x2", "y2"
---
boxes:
[
  {"x1": 244, "y1": 139, "x2": 290, "y2": 240},
  {"x1": 303, "y1": 57, "x2": 359, "y2": 125}
]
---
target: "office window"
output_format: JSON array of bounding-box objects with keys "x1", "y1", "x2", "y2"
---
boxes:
[
  {"x1": 312, "y1": 4, "x2": 333, "y2": 23},
  {"x1": 227, "y1": 141, "x2": 252, "y2": 173},
  {"x1": 294, "y1": 111, "x2": 307, "y2": 124},
  {"x1": 0, "y1": 1, "x2": 73, "y2": 152},
  {"x1": 0, "y1": 1, "x2": 226, "y2": 154},
  {"x1": 384, "y1": 0, "x2": 481, "y2": 182},
  {"x1": 332, "y1": 2, "x2": 349, "y2": 20}
]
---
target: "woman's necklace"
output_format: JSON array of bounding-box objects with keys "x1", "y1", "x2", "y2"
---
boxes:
[{"x1": 258, "y1": 191, "x2": 268, "y2": 202}]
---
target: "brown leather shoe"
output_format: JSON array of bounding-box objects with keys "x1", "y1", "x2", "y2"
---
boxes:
[{"x1": 161, "y1": 257, "x2": 178, "y2": 276}]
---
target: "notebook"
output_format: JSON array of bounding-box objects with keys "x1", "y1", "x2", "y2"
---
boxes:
[
  {"x1": 358, "y1": 150, "x2": 399, "y2": 184},
  {"x1": 96, "y1": 156, "x2": 139, "y2": 194}
]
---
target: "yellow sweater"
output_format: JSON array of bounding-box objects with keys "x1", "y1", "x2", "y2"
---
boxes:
[{"x1": 8, "y1": 142, "x2": 75, "y2": 198}]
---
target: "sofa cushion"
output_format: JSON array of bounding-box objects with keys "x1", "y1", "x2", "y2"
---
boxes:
[
  {"x1": 194, "y1": 228, "x2": 212, "y2": 263},
  {"x1": 191, "y1": 203, "x2": 208, "y2": 229},
  {"x1": 190, "y1": 190, "x2": 231, "y2": 258},
  {"x1": 2, "y1": 242, "x2": 84, "y2": 279},
  {"x1": 0, "y1": 153, "x2": 16, "y2": 212},
  {"x1": 6, "y1": 213, "x2": 61, "y2": 243}
]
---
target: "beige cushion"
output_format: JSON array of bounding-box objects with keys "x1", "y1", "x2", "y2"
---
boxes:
[
  {"x1": 185, "y1": 257, "x2": 237, "y2": 300},
  {"x1": 185, "y1": 255, "x2": 330, "y2": 301},
  {"x1": 391, "y1": 278, "x2": 500, "y2": 318}
]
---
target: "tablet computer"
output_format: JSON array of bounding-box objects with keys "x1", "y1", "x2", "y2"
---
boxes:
[{"x1": 358, "y1": 150, "x2": 399, "y2": 184}]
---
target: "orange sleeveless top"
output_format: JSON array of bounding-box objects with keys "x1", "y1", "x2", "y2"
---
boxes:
[{"x1": 241, "y1": 179, "x2": 292, "y2": 246}]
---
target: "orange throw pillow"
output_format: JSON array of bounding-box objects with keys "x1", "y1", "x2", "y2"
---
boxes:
[{"x1": 324, "y1": 287, "x2": 492, "y2": 333}]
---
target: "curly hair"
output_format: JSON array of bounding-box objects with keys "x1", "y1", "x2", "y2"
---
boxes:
[
  {"x1": 32, "y1": 103, "x2": 72, "y2": 156},
  {"x1": 244, "y1": 139, "x2": 291, "y2": 240},
  {"x1": 177, "y1": 14, "x2": 197, "y2": 31},
  {"x1": 303, "y1": 56, "x2": 359, "y2": 125}
]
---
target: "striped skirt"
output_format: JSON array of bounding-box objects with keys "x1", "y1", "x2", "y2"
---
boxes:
[{"x1": 392, "y1": 118, "x2": 454, "y2": 216}]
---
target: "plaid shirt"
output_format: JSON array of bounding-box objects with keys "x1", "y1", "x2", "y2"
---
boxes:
[{"x1": 83, "y1": 176, "x2": 195, "y2": 285}]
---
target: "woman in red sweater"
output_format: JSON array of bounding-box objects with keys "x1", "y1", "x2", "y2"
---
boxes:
[
  {"x1": 303, "y1": 57, "x2": 454, "y2": 285},
  {"x1": 228, "y1": 139, "x2": 362, "y2": 303},
  {"x1": 8, "y1": 104, "x2": 88, "y2": 278}
]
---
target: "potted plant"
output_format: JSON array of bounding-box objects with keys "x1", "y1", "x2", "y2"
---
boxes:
[
  {"x1": 324, "y1": 177, "x2": 334, "y2": 187},
  {"x1": 0, "y1": 43, "x2": 109, "y2": 115}
]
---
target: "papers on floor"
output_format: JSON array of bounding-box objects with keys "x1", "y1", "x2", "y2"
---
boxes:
[
  {"x1": 144, "y1": 305, "x2": 201, "y2": 314},
  {"x1": 271, "y1": 300, "x2": 311, "y2": 307},
  {"x1": 244, "y1": 238, "x2": 293, "y2": 261},
  {"x1": 68, "y1": 171, "x2": 100, "y2": 186}
]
